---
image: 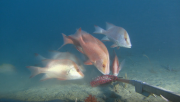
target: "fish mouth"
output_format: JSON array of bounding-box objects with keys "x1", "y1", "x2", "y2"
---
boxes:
[{"x1": 126, "y1": 44, "x2": 132, "y2": 48}]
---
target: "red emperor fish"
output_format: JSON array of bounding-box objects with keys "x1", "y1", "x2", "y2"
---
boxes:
[
  {"x1": 27, "y1": 59, "x2": 84, "y2": 81},
  {"x1": 94, "y1": 22, "x2": 132, "y2": 49},
  {"x1": 112, "y1": 50, "x2": 125, "y2": 76},
  {"x1": 61, "y1": 28, "x2": 110, "y2": 75}
]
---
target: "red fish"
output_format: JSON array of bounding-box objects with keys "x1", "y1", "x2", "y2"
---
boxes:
[
  {"x1": 112, "y1": 50, "x2": 125, "y2": 76},
  {"x1": 69, "y1": 28, "x2": 110, "y2": 75}
]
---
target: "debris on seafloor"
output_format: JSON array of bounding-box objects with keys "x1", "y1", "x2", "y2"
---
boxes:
[
  {"x1": 148, "y1": 68, "x2": 157, "y2": 74},
  {"x1": 143, "y1": 54, "x2": 156, "y2": 73},
  {"x1": 84, "y1": 94, "x2": 98, "y2": 102},
  {"x1": 143, "y1": 93, "x2": 157, "y2": 100},
  {"x1": 123, "y1": 73, "x2": 128, "y2": 88},
  {"x1": 113, "y1": 83, "x2": 120, "y2": 93},
  {"x1": 160, "y1": 64, "x2": 178, "y2": 72},
  {"x1": 110, "y1": 92, "x2": 119, "y2": 98},
  {"x1": 90, "y1": 75, "x2": 119, "y2": 87},
  {"x1": 143, "y1": 54, "x2": 151, "y2": 65}
]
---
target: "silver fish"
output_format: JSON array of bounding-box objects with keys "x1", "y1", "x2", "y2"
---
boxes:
[{"x1": 94, "y1": 22, "x2": 132, "y2": 49}]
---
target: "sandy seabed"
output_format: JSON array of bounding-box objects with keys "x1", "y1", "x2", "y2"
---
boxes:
[{"x1": 0, "y1": 50, "x2": 179, "y2": 102}]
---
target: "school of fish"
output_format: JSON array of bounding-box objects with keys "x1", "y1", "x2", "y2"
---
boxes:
[{"x1": 27, "y1": 22, "x2": 132, "y2": 81}]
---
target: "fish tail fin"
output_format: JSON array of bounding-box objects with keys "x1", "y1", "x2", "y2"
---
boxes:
[
  {"x1": 58, "y1": 33, "x2": 73, "y2": 50},
  {"x1": 26, "y1": 66, "x2": 46, "y2": 78},
  {"x1": 94, "y1": 25, "x2": 106, "y2": 34}
]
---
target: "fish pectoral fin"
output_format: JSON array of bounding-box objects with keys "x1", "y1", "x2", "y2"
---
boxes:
[
  {"x1": 101, "y1": 36, "x2": 110, "y2": 41},
  {"x1": 40, "y1": 74, "x2": 51, "y2": 81},
  {"x1": 111, "y1": 44, "x2": 118, "y2": 48},
  {"x1": 84, "y1": 60, "x2": 93, "y2": 65},
  {"x1": 76, "y1": 46, "x2": 84, "y2": 54}
]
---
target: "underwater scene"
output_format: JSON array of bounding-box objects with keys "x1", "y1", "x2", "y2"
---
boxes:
[{"x1": 0, "y1": 0, "x2": 180, "y2": 102}]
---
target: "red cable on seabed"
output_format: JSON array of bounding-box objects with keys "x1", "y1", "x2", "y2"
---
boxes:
[
  {"x1": 90, "y1": 75, "x2": 118, "y2": 87},
  {"x1": 90, "y1": 75, "x2": 130, "y2": 87}
]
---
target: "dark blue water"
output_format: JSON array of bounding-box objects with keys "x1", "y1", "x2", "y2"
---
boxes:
[{"x1": 0, "y1": 0, "x2": 180, "y2": 102}]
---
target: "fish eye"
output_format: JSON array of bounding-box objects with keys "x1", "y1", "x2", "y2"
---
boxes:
[
  {"x1": 102, "y1": 64, "x2": 105, "y2": 68},
  {"x1": 125, "y1": 38, "x2": 127, "y2": 41},
  {"x1": 124, "y1": 31, "x2": 128, "y2": 41},
  {"x1": 76, "y1": 69, "x2": 80, "y2": 72}
]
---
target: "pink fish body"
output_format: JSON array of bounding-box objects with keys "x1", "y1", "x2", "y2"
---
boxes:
[
  {"x1": 112, "y1": 50, "x2": 124, "y2": 76},
  {"x1": 69, "y1": 28, "x2": 110, "y2": 75}
]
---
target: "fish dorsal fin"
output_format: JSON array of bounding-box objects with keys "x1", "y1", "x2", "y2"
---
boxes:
[
  {"x1": 42, "y1": 59, "x2": 55, "y2": 65},
  {"x1": 70, "y1": 28, "x2": 84, "y2": 43},
  {"x1": 49, "y1": 50, "x2": 64, "y2": 59},
  {"x1": 34, "y1": 53, "x2": 47, "y2": 61},
  {"x1": 84, "y1": 60, "x2": 93, "y2": 65},
  {"x1": 106, "y1": 22, "x2": 116, "y2": 30}
]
